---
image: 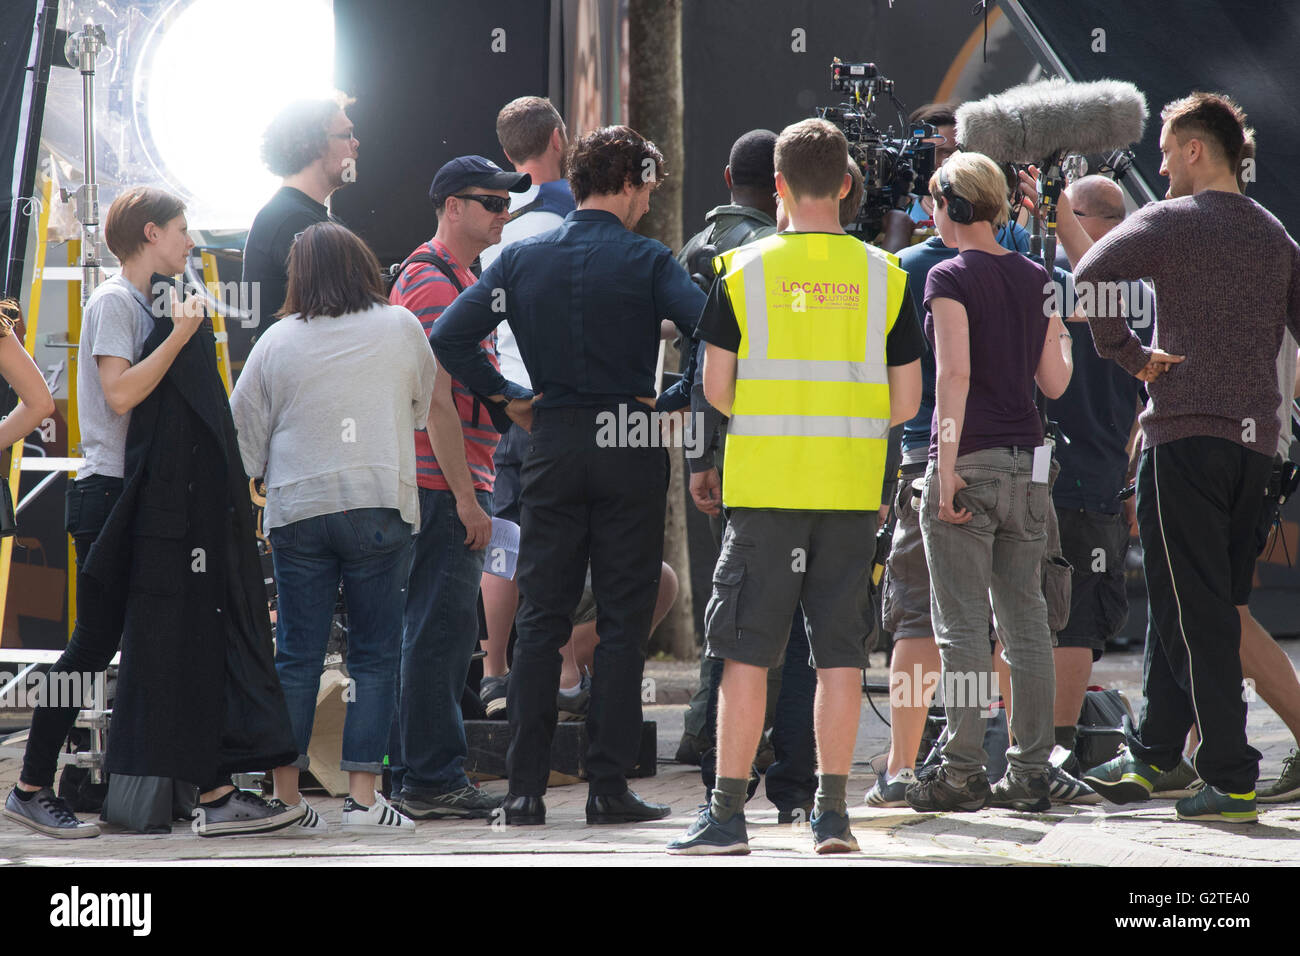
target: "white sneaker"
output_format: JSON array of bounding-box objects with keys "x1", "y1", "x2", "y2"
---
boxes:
[
  {"x1": 341, "y1": 791, "x2": 414, "y2": 833},
  {"x1": 267, "y1": 798, "x2": 327, "y2": 835}
]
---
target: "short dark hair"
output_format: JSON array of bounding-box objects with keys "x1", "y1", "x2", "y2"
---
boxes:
[
  {"x1": 775, "y1": 119, "x2": 848, "y2": 201},
  {"x1": 839, "y1": 160, "x2": 864, "y2": 226},
  {"x1": 567, "y1": 126, "x2": 666, "y2": 203},
  {"x1": 262, "y1": 92, "x2": 355, "y2": 177},
  {"x1": 497, "y1": 96, "x2": 564, "y2": 164},
  {"x1": 909, "y1": 102, "x2": 958, "y2": 129},
  {"x1": 104, "y1": 186, "x2": 186, "y2": 261},
  {"x1": 728, "y1": 130, "x2": 777, "y2": 189},
  {"x1": 278, "y1": 222, "x2": 387, "y2": 320},
  {"x1": 1161, "y1": 91, "x2": 1252, "y2": 170}
]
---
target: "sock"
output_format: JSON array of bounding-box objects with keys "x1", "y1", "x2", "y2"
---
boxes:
[
  {"x1": 814, "y1": 773, "x2": 849, "y2": 817},
  {"x1": 558, "y1": 682, "x2": 582, "y2": 699},
  {"x1": 12, "y1": 787, "x2": 35, "y2": 802},
  {"x1": 709, "y1": 776, "x2": 749, "y2": 823},
  {"x1": 199, "y1": 790, "x2": 234, "y2": 808},
  {"x1": 1055, "y1": 725, "x2": 1078, "y2": 753}
]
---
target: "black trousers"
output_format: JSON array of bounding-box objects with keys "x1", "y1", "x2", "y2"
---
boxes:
[
  {"x1": 21, "y1": 476, "x2": 125, "y2": 789},
  {"x1": 506, "y1": 405, "x2": 669, "y2": 796},
  {"x1": 1129, "y1": 436, "x2": 1271, "y2": 794}
]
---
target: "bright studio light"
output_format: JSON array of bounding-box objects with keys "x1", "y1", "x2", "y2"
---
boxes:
[{"x1": 137, "y1": 0, "x2": 335, "y2": 228}]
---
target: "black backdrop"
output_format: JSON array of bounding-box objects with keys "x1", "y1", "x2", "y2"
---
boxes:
[
  {"x1": 331, "y1": 0, "x2": 552, "y2": 266},
  {"x1": 0, "y1": 0, "x2": 44, "y2": 298},
  {"x1": 1013, "y1": 0, "x2": 1300, "y2": 232}
]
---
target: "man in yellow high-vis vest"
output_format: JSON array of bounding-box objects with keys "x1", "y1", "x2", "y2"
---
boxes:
[{"x1": 668, "y1": 119, "x2": 923, "y2": 856}]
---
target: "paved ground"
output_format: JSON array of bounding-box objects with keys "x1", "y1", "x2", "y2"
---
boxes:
[{"x1": 2, "y1": 645, "x2": 1298, "y2": 866}]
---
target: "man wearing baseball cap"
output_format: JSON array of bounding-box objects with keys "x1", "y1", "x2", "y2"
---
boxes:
[{"x1": 388, "y1": 155, "x2": 531, "y2": 820}]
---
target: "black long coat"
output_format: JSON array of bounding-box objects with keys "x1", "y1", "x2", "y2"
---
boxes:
[{"x1": 86, "y1": 312, "x2": 297, "y2": 787}]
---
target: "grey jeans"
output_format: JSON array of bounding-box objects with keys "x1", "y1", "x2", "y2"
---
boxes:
[{"x1": 920, "y1": 448, "x2": 1055, "y2": 780}]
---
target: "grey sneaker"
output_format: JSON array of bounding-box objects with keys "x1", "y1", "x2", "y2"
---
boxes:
[
  {"x1": 865, "y1": 768, "x2": 916, "y2": 808},
  {"x1": 395, "y1": 783, "x2": 499, "y2": 819},
  {"x1": 4, "y1": 787, "x2": 100, "y2": 839},
  {"x1": 1151, "y1": 757, "x2": 1201, "y2": 798},
  {"x1": 1258, "y1": 749, "x2": 1300, "y2": 804},
  {"x1": 905, "y1": 767, "x2": 991, "y2": 812},
  {"x1": 989, "y1": 772, "x2": 1051, "y2": 812},
  {"x1": 192, "y1": 789, "x2": 306, "y2": 837},
  {"x1": 557, "y1": 672, "x2": 590, "y2": 722}
]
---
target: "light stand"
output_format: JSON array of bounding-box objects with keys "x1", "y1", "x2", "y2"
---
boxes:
[{"x1": 61, "y1": 22, "x2": 106, "y2": 307}]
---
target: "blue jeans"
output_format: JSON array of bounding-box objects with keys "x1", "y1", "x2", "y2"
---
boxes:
[
  {"x1": 390, "y1": 487, "x2": 491, "y2": 796},
  {"x1": 270, "y1": 508, "x2": 413, "y2": 774}
]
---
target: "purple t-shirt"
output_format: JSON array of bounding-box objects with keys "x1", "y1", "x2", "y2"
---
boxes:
[{"x1": 924, "y1": 250, "x2": 1051, "y2": 459}]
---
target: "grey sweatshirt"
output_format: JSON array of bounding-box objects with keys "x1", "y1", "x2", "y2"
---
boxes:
[
  {"x1": 230, "y1": 302, "x2": 436, "y2": 532},
  {"x1": 1076, "y1": 189, "x2": 1300, "y2": 456}
]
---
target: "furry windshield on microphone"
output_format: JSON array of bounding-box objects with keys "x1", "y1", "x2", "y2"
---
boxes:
[{"x1": 955, "y1": 78, "x2": 1148, "y2": 164}]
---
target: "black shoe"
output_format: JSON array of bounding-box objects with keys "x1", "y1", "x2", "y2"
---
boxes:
[
  {"x1": 586, "y1": 789, "x2": 671, "y2": 824},
  {"x1": 499, "y1": 793, "x2": 545, "y2": 826}
]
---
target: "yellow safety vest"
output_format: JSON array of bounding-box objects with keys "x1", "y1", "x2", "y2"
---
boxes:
[{"x1": 715, "y1": 232, "x2": 907, "y2": 511}]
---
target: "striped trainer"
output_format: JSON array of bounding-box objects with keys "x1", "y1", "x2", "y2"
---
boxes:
[{"x1": 342, "y1": 792, "x2": 415, "y2": 833}]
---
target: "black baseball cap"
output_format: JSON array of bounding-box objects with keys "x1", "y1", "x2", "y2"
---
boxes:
[{"x1": 429, "y1": 156, "x2": 530, "y2": 206}]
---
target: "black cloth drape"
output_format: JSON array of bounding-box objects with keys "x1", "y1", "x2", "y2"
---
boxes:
[{"x1": 86, "y1": 305, "x2": 295, "y2": 786}]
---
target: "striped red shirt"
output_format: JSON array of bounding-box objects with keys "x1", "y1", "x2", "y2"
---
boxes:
[{"x1": 389, "y1": 239, "x2": 500, "y2": 492}]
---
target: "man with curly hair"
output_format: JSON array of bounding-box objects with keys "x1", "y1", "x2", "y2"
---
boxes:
[
  {"x1": 243, "y1": 94, "x2": 358, "y2": 332},
  {"x1": 430, "y1": 126, "x2": 705, "y2": 827}
]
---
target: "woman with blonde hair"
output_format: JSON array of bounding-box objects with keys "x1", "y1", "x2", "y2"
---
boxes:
[{"x1": 906, "y1": 150, "x2": 1075, "y2": 814}]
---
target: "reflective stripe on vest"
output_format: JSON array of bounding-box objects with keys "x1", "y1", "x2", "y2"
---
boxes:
[{"x1": 716, "y1": 233, "x2": 903, "y2": 511}]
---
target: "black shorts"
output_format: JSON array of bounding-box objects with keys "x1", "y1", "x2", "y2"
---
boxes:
[{"x1": 1055, "y1": 507, "x2": 1131, "y2": 661}]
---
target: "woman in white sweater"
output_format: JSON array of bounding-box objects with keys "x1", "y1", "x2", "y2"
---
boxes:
[{"x1": 231, "y1": 222, "x2": 435, "y2": 833}]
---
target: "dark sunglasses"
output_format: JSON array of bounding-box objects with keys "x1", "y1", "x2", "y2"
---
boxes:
[{"x1": 453, "y1": 194, "x2": 510, "y2": 214}]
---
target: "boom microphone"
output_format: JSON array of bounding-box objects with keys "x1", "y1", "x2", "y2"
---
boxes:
[
  {"x1": 956, "y1": 78, "x2": 1147, "y2": 268},
  {"x1": 954, "y1": 77, "x2": 1148, "y2": 164}
]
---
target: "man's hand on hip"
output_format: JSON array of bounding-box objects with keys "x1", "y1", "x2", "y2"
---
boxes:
[{"x1": 457, "y1": 494, "x2": 493, "y2": 551}]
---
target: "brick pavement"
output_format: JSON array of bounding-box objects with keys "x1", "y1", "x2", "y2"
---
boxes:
[{"x1": 2, "y1": 647, "x2": 1299, "y2": 866}]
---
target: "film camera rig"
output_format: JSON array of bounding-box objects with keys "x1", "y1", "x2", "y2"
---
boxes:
[{"x1": 815, "y1": 59, "x2": 938, "y2": 239}]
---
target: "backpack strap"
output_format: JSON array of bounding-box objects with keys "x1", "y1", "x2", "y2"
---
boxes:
[{"x1": 400, "y1": 251, "x2": 465, "y2": 294}]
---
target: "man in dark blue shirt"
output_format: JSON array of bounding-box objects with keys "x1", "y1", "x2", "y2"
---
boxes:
[{"x1": 431, "y1": 126, "x2": 705, "y2": 827}]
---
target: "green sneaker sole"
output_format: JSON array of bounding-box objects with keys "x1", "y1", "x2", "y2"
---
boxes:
[
  {"x1": 1175, "y1": 807, "x2": 1257, "y2": 823},
  {"x1": 1084, "y1": 773, "x2": 1155, "y2": 804}
]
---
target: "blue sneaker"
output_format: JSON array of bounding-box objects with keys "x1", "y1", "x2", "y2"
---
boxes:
[
  {"x1": 1082, "y1": 746, "x2": 1162, "y2": 804},
  {"x1": 1175, "y1": 786, "x2": 1257, "y2": 824},
  {"x1": 665, "y1": 807, "x2": 749, "y2": 855},
  {"x1": 810, "y1": 808, "x2": 859, "y2": 854}
]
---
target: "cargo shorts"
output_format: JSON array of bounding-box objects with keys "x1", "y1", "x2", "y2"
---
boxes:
[{"x1": 703, "y1": 507, "x2": 875, "y2": 670}]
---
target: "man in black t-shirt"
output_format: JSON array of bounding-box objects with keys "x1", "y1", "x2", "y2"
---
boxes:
[{"x1": 242, "y1": 94, "x2": 358, "y2": 346}]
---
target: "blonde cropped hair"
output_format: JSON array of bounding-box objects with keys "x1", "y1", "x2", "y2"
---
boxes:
[{"x1": 928, "y1": 151, "x2": 1009, "y2": 228}]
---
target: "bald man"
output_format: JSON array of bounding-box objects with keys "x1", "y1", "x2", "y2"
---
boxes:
[{"x1": 1036, "y1": 175, "x2": 1151, "y2": 779}]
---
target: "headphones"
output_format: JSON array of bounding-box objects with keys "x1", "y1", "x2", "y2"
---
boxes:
[{"x1": 937, "y1": 165, "x2": 975, "y2": 224}]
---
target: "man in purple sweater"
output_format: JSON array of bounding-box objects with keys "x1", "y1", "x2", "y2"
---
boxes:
[{"x1": 1077, "y1": 93, "x2": 1300, "y2": 823}]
